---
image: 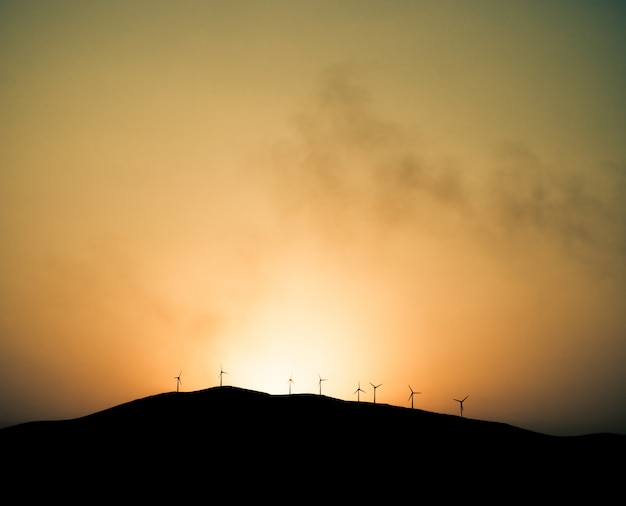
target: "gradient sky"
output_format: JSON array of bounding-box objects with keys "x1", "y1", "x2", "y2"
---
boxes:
[{"x1": 1, "y1": 1, "x2": 625, "y2": 436}]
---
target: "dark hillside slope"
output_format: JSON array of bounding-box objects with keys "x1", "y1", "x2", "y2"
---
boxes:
[{"x1": 1, "y1": 386, "x2": 623, "y2": 501}]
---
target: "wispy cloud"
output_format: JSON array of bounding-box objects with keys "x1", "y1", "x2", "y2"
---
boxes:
[
  {"x1": 484, "y1": 141, "x2": 626, "y2": 277},
  {"x1": 266, "y1": 65, "x2": 626, "y2": 282}
]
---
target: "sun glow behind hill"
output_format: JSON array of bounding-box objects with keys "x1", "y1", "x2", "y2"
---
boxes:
[
  {"x1": 210, "y1": 244, "x2": 395, "y2": 399},
  {"x1": 191, "y1": 233, "x2": 485, "y2": 413}
]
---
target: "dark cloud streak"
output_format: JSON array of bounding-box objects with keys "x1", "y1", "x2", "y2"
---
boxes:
[
  {"x1": 268, "y1": 65, "x2": 626, "y2": 282},
  {"x1": 486, "y1": 141, "x2": 626, "y2": 278}
]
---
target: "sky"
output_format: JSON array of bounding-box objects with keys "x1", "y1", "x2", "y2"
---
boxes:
[{"x1": 1, "y1": 0, "x2": 625, "y2": 437}]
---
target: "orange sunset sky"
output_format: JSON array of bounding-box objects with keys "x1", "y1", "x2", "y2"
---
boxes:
[{"x1": 1, "y1": 1, "x2": 625, "y2": 436}]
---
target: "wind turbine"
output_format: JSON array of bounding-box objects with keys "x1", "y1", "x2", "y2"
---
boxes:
[
  {"x1": 218, "y1": 364, "x2": 228, "y2": 387},
  {"x1": 318, "y1": 373, "x2": 328, "y2": 395},
  {"x1": 174, "y1": 371, "x2": 182, "y2": 393},
  {"x1": 354, "y1": 380, "x2": 366, "y2": 402},
  {"x1": 454, "y1": 395, "x2": 468, "y2": 418},
  {"x1": 287, "y1": 373, "x2": 294, "y2": 395},
  {"x1": 408, "y1": 385, "x2": 421, "y2": 409},
  {"x1": 369, "y1": 382, "x2": 382, "y2": 404}
]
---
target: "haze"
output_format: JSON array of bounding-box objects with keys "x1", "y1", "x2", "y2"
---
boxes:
[{"x1": 1, "y1": 1, "x2": 625, "y2": 436}]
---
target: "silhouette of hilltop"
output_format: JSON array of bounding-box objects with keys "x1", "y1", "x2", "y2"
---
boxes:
[{"x1": 1, "y1": 386, "x2": 622, "y2": 501}]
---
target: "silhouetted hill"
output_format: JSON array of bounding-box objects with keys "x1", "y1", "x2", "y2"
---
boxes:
[{"x1": 1, "y1": 386, "x2": 623, "y2": 501}]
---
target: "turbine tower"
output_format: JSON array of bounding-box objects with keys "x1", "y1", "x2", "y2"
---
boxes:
[
  {"x1": 318, "y1": 373, "x2": 328, "y2": 395},
  {"x1": 408, "y1": 385, "x2": 421, "y2": 409},
  {"x1": 354, "y1": 380, "x2": 366, "y2": 402},
  {"x1": 454, "y1": 395, "x2": 468, "y2": 418},
  {"x1": 174, "y1": 371, "x2": 182, "y2": 393},
  {"x1": 218, "y1": 364, "x2": 228, "y2": 387},
  {"x1": 287, "y1": 373, "x2": 294, "y2": 395},
  {"x1": 369, "y1": 382, "x2": 382, "y2": 404}
]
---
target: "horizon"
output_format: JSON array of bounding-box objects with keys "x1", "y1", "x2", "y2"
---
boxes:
[
  {"x1": 0, "y1": 383, "x2": 575, "y2": 434},
  {"x1": 2, "y1": 376, "x2": 624, "y2": 438},
  {"x1": 1, "y1": 1, "x2": 625, "y2": 438},
  {"x1": 3, "y1": 383, "x2": 625, "y2": 438}
]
